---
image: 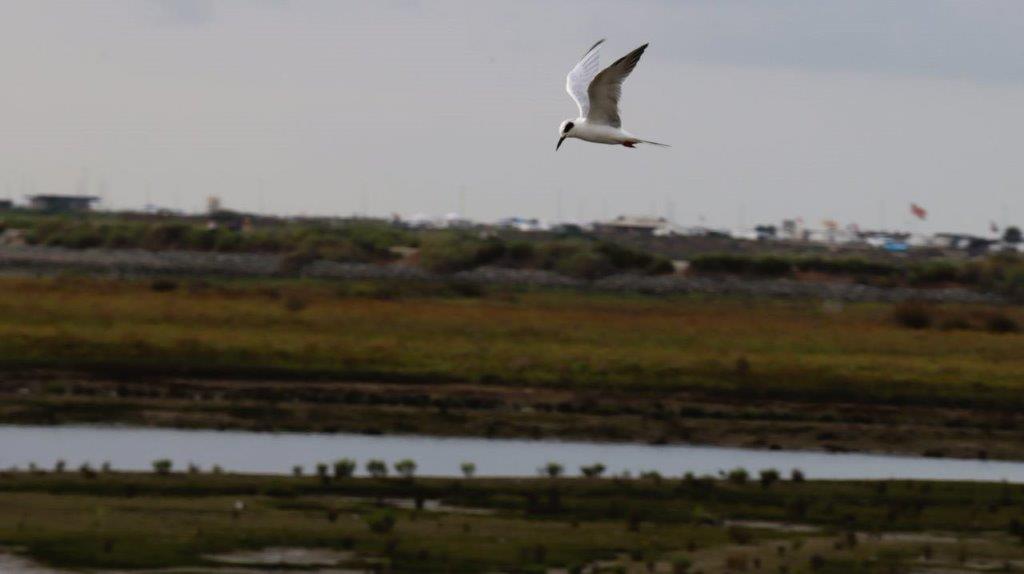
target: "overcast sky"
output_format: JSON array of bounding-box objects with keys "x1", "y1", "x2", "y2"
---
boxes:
[{"x1": 2, "y1": 1, "x2": 1024, "y2": 233}]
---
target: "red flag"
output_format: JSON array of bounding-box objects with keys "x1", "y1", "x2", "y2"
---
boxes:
[{"x1": 910, "y1": 203, "x2": 927, "y2": 220}]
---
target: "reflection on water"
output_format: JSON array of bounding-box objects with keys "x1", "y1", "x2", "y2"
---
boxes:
[{"x1": 2, "y1": 424, "x2": 1023, "y2": 481}]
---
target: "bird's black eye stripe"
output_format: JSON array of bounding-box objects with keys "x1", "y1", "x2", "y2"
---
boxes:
[{"x1": 563, "y1": 122, "x2": 574, "y2": 133}]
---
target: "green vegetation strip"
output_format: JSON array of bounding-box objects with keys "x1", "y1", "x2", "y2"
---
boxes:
[{"x1": 4, "y1": 470, "x2": 1024, "y2": 572}]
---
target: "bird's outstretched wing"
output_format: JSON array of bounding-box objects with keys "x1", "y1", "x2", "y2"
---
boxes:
[
  {"x1": 565, "y1": 39, "x2": 604, "y2": 118},
  {"x1": 586, "y1": 43, "x2": 648, "y2": 128}
]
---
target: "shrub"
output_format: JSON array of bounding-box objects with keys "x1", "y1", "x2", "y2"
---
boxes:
[
  {"x1": 292, "y1": 465, "x2": 303, "y2": 477},
  {"x1": 278, "y1": 249, "x2": 318, "y2": 275},
  {"x1": 366, "y1": 459, "x2": 388, "y2": 478},
  {"x1": 759, "y1": 468, "x2": 781, "y2": 488},
  {"x1": 791, "y1": 468, "x2": 806, "y2": 482},
  {"x1": 726, "y1": 468, "x2": 749, "y2": 485},
  {"x1": 316, "y1": 463, "x2": 330, "y2": 483},
  {"x1": 394, "y1": 459, "x2": 417, "y2": 479},
  {"x1": 419, "y1": 234, "x2": 504, "y2": 273},
  {"x1": 333, "y1": 458, "x2": 356, "y2": 479},
  {"x1": 892, "y1": 302, "x2": 932, "y2": 329},
  {"x1": 580, "y1": 463, "x2": 606, "y2": 478},
  {"x1": 553, "y1": 250, "x2": 614, "y2": 280},
  {"x1": 752, "y1": 256, "x2": 792, "y2": 276},
  {"x1": 639, "y1": 470, "x2": 663, "y2": 483},
  {"x1": 540, "y1": 462, "x2": 564, "y2": 478},
  {"x1": 460, "y1": 462, "x2": 476, "y2": 479},
  {"x1": 909, "y1": 261, "x2": 961, "y2": 285},
  {"x1": 689, "y1": 254, "x2": 792, "y2": 276},
  {"x1": 152, "y1": 459, "x2": 173, "y2": 476}
]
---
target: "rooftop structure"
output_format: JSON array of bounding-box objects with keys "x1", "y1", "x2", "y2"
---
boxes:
[{"x1": 27, "y1": 194, "x2": 99, "y2": 213}]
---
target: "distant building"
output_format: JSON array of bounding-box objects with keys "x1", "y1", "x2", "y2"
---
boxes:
[
  {"x1": 0, "y1": 199, "x2": 13, "y2": 210},
  {"x1": 27, "y1": 195, "x2": 99, "y2": 212},
  {"x1": 594, "y1": 215, "x2": 670, "y2": 236},
  {"x1": 497, "y1": 217, "x2": 547, "y2": 232}
]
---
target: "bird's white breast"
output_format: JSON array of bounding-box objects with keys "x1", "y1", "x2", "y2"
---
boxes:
[{"x1": 572, "y1": 120, "x2": 632, "y2": 145}]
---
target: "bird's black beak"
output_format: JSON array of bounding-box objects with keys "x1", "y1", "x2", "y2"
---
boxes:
[{"x1": 556, "y1": 136, "x2": 566, "y2": 151}]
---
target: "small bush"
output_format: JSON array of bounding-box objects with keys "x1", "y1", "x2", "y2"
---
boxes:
[
  {"x1": 366, "y1": 459, "x2": 388, "y2": 478},
  {"x1": 394, "y1": 459, "x2": 417, "y2": 479},
  {"x1": 540, "y1": 462, "x2": 564, "y2": 478},
  {"x1": 791, "y1": 468, "x2": 806, "y2": 482},
  {"x1": 333, "y1": 458, "x2": 356, "y2": 479},
  {"x1": 909, "y1": 261, "x2": 961, "y2": 285},
  {"x1": 580, "y1": 463, "x2": 606, "y2": 478},
  {"x1": 152, "y1": 459, "x2": 173, "y2": 476},
  {"x1": 79, "y1": 463, "x2": 97, "y2": 479},
  {"x1": 759, "y1": 468, "x2": 781, "y2": 488},
  {"x1": 727, "y1": 468, "x2": 749, "y2": 485},
  {"x1": 460, "y1": 462, "x2": 476, "y2": 479}
]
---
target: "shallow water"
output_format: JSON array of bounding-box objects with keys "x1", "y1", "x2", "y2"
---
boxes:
[{"x1": 2, "y1": 424, "x2": 1024, "y2": 481}]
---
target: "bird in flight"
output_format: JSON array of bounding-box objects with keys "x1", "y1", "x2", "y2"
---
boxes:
[{"x1": 557, "y1": 39, "x2": 667, "y2": 151}]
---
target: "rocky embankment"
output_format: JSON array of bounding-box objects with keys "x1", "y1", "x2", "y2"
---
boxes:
[{"x1": 0, "y1": 245, "x2": 1003, "y2": 303}]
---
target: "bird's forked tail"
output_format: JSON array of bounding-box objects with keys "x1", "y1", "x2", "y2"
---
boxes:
[{"x1": 639, "y1": 139, "x2": 670, "y2": 147}]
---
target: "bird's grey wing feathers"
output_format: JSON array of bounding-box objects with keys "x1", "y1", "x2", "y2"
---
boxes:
[
  {"x1": 586, "y1": 43, "x2": 648, "y2": 128},
  {"x1": 565, "y1": 39, "x2": 604, "y2": 118}
]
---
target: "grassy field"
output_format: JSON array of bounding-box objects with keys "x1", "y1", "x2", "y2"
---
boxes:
[
  {"x1": 3, "y1": 471, "x2": 1024, "y2": 572},
  {"x1": 0, "y1": 275, "x2": 1021, "y2": 399}
]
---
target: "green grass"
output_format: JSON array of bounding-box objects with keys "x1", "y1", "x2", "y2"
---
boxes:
[{"x1": 2, "y1": 472, "x2": 1024, "y2": 572}]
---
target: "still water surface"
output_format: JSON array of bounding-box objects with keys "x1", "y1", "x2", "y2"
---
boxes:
[{"x1": 2, "y1": 425, "x2": 1023, "y2": 481}]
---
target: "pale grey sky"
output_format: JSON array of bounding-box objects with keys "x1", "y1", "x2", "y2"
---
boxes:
[{"x1": 2, "y1": 1, "x2": 1024, "y2": 233}]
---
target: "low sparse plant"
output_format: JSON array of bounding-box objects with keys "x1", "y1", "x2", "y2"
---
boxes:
[
  {"x1": 366, "y1": 459, "x2": 388, "y2": 478},
  {"x1": 152, "y1": 459, "x2": 172, "y2": 476},
  {"x1": 394, "y1": 459, "x2": 417, "y2": 480},
  {"x1": 539, "y1": 462, "x2": 564, "y2": 478},
  {"x1": 334, "y1": 458, "x2": 357, "y2": 479}
]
